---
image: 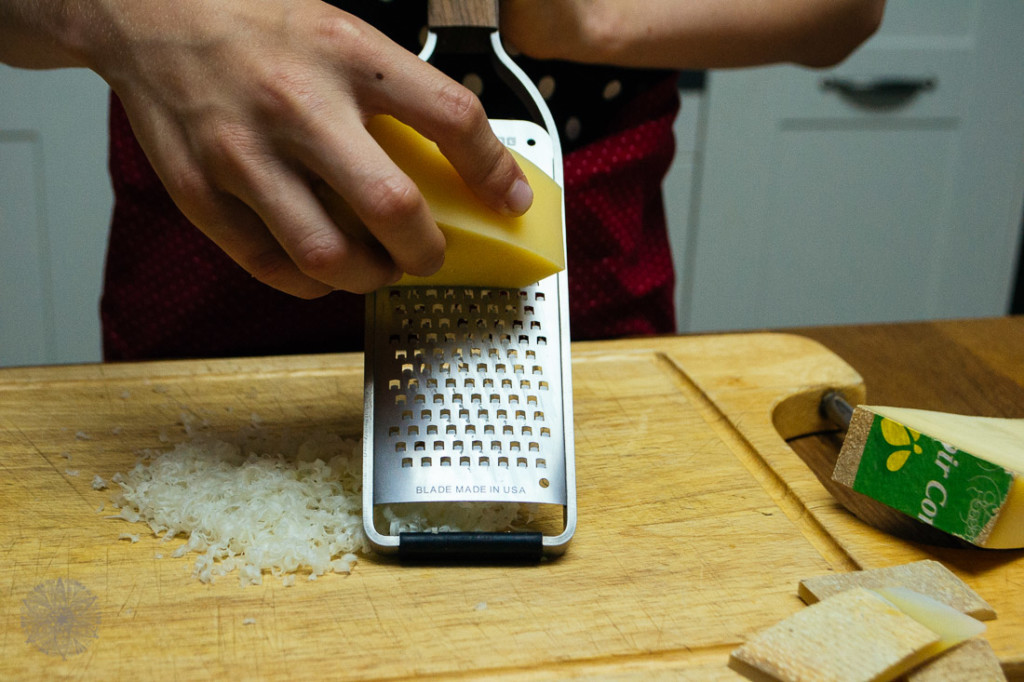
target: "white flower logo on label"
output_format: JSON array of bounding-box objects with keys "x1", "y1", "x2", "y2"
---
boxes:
[{"x1": 21, "y1": 578, "x2": 101, "y2": 659}]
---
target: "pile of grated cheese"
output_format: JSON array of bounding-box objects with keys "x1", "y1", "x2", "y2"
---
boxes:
[{"x1": 108, "y1": 429, "x2": 533, "y2": 586}]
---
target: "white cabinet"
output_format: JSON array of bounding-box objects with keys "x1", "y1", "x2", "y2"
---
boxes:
[
  {"x1": 673, "y1": 0, "x2": 1024, "y2": 332},
  {"x1": 0, "y1": 67, "x2": 112, "y2": 366}
]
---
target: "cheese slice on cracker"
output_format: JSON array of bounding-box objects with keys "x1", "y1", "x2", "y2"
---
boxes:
[{"x1": 731, "y1": 586, "x2": 985, "y2": 682}]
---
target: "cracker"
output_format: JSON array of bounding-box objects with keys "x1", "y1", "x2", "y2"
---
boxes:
[
  {"x1": 798, "y1": 560, "x2": 996, "y2": 621},
  {"x1": 730, "y1": 587, "x2": 939, "y2": 682},
  {"x1": 906, "y1": 639, "x2": 1006, "y2": 681}
]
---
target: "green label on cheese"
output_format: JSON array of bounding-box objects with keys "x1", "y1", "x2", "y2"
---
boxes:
[{"x1": 851, "y1": 415, "x2": 1014, "y2": 544}]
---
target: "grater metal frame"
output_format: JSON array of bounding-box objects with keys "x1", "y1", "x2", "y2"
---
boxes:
[{"x1": 362, "y1": 28, "x2": 576, "y2": 561}]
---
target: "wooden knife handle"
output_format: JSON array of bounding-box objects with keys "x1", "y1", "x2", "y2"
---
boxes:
[{"x1": 428, "y1": 0, "x2": 498, "y2": 28}]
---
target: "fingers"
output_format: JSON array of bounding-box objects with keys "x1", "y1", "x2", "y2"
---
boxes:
[
  {"x1": 414, "y1": 80, "x2": 535, "y2": 216},
  {"x1": 199, "y1": 200, "x2": 338, "y2": 300},
  {"x1": 341, "y1": 33, "x2": 534, "y2": 216},
  {"x1": 242, "y1": 167, "x2": 407, "y2": 294},
  {"x1": 114, "y1": 107, "x2": 329, "y2": 298},
  {"x1": 175, "y1": 174, "x2": 337, "y2": 299},
  {"x1": 149, "y1": 120, "x2": 404, "y2": 296},
  {"x1": 296, "y1": 116, "x2": 448, "y2": 279},
  {"x1": 196, "y1": 162, "x2": 406, "y2": 296}
]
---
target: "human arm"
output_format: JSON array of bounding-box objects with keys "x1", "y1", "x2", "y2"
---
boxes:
[
  {"x1": 0, "y1": 0, "x2": 533, "y2": 297},
  {"x1": 501, "y1": 0, "x2": 885, "y2": 70}
]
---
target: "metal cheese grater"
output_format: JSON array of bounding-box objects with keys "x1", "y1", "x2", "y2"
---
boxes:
[{"x1": 362, "y1": 0, "x2": 576, "y2": 560}]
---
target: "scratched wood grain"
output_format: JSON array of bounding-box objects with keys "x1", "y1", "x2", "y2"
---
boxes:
[{"x1": 0, "y1": 332, "x2": 1019, "y2": 680}]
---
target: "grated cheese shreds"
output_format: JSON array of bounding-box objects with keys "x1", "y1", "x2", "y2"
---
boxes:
[
  {"x1": 109, "y1": 430, "x2": 534, "y2": 586},
  {"x1": 111, "y1": 433, "x2": 365, "y2": 586},
  {"x1": 376, "y1": 501, "x2": 535, "y2": 537}
]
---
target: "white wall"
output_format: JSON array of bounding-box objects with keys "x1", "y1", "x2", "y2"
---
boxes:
[
  {"x1": 663, "y1": 88, "x2": 707, "y2": 332},
  {"x1": 0, "y1": 66, "x2": 112, "y2": 366}
]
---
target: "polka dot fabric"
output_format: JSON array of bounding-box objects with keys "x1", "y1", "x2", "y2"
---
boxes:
[
  {"x1": 100, "y1": 4, "x2": 680, "y2": 360},
  {"x1": 561, "y1": 76, "x2": 679, "y2": 340}
]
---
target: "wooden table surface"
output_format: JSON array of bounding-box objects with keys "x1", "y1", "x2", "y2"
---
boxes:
[
  {"x1": 1, "y1": 316, "x2": 1021, "y2": 680},
  {"x1": 791, "y1": 316, "x2": 1024, "y2": 418}
]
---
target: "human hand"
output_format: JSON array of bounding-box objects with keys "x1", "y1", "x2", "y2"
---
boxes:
[{"x1": 84, "y1": 0, "x2": 533, "y2": 297}]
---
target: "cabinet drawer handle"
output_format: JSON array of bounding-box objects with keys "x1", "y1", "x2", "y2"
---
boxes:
[{"x1": 821, "y1": 76, "x2": 936, "y2": 100}]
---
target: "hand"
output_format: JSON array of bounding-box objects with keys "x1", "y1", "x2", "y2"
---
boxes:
[{"x1": 84, "y1": 0, "x2": 533, "y2": 297}]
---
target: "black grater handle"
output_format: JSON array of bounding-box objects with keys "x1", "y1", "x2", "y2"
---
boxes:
[
  {"x1": 820, "y1": 390, "x2": 855, "y2": 430},
  {"x1": 398, "y1": 532, "x2": 543, "y2": 562}
]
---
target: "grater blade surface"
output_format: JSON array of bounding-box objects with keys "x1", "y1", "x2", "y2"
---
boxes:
[{"x1": 365, "y1": 277, "x2": 568, "y2": 506}]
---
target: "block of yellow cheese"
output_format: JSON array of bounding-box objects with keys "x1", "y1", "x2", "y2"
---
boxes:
[
  {"x1": 833, "y1": 405, "x2": 1024, "y2": 548},
  {"x1": 366, "y1": 115, "x2": 565, "y2": 288}
]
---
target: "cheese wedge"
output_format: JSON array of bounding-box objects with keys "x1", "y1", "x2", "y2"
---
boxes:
[
  {"x1": 334, "y1": 115, "x2": 564, "y2": 288},
  {"x1": 872, "y1": 587, "x2": 986, "y2": 659},
  {"x1": 833, "y1": 405, "x2": 1024, "y2": 548}
]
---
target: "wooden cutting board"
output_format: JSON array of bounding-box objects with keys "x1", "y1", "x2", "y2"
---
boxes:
[{"x1": 1, "y1": 333, "x2": 1020, "y2": 680}]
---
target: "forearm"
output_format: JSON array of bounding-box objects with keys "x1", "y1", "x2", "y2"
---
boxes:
[{"x1": 502, "y1": 0, "x2": 885, "y2": 70}]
